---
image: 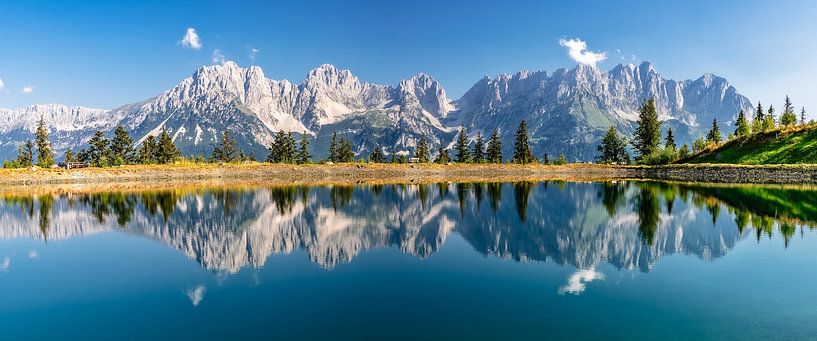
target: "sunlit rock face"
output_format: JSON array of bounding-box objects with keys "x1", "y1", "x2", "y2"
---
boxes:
[{"x1": 0, "y1": 181, "x2": 785, "y2": 273}]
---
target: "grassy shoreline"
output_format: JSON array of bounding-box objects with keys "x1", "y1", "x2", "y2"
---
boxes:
[{"x1": 1, "y1": 162, "x2": 815, "y2": 193}]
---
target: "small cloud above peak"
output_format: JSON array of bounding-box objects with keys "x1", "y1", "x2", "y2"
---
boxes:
[
  {"x1": 22, "y1": 85, "x2": 35, "y2": 94},
  {"x1": 0, "y1": 77, "x2": 4, "y2": 90},
  {"x1": 559, "y1": 38, "x2": 606, "y2": 68},
  {"x1": 179, "y1": 27, "x2": 202, "y2": 50},
  {"x1": 211, "y1": 49, "x2": 227, "y2": 65}
]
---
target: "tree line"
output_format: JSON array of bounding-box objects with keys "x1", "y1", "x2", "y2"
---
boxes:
[{"x1": 597, "y1": 95, "x2": 811, "y2": 165}]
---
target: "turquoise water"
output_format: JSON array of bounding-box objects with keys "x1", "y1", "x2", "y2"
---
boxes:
[{"x1": 1, "y1": 181, "x2": 816, "y2": 339}]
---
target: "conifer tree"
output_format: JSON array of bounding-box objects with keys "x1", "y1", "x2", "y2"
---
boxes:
[
  {"x1": 472, "y1": 132, "x2": 485, "y2": 163},
  {"x1": 542, "y1": 153, "x2": 549, "y2": 165},
  {"x1": 35, "y1": 115, "x2": 54, "y2": 167},
  {"x1": 512, "y1": 120, "x2": 535, "y2": 164},
  {"x1": 763, "y1": 105, "x2": 776, "y2": 131},
  {"x1": 706, "y1": 118, "x2": 722, "y2": 144},
  {"x1": 87, "y1": 130, "x2": 110, "y2": 167},
  {"x1": 212, "y1": 131, "x2": 238, "y2": 162},
  {"x1": 155, "y1": 127, "x2": 180, "y2": 164},
  {"x1": 434, "y1": 147, "x2": 450, "y2": 164},
  {"x1": 455, "y1": 127, "x2": 470, "y2": 163},
  {"x1": 268, "y1": 130, "x2": 295, "y2": 163},
  {"x1": 780, "y1": 95, "x2": 798, "y2": 126},
  {"x1": 664, "y1": 128, "x2": 676, "y2": 151},
  {"x1": 64, "y1": 147, "x2": 75, "y2": 163},
  {"x1": 338, "y1": 138, "x2": 354, "y2": 162},
  {"x1": 597, "y1": 126, "x2": 630, "y2": 164},
  {"x1": 139, "y1": 135, "x2": 157, "y2": 164},
  {"x1": 328, "y1": 131, "x2": 339, "y2": 162},
  {"x1": 486, "y1": 128, "x2": 502, "y2": 163},
  {"x1": 632, "y1": 98, "x2": 661, "y2": 161},
  {"x1": 17, "y1": 141, "x2": 34, "y2": 168},
  {"x1": 735, "y1": 110, "x2": 751, "y2": 138},
  {"x1": 414, "y1": 135, "x2": 430, "y2": 163},
  {"x1": 297, "y1": 132, "x2": 311, "y2": 164},
  {"x1": 752, "y1": 102, "x2": 764, "y2": 133},
  {"x1": 370, "y1": 145, "x2": 385, "y2": 163},
  {"x1": 109, "y1": 125, "x2": 135, "y2": 165},
  {"x1": 389, "y1": 145, "x2": 398, "y2": 163},
  {"x1": 801, "y1": 107, "x2": 807, "y2": 126}
]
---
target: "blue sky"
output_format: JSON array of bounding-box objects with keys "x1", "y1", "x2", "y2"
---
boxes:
[{"x1": 1, "y1": 0, "x2": 816, "y2": 118}]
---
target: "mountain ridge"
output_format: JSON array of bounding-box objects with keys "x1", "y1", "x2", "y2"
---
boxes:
[{"x1": 0, "y1": 61, "x2": 753, "y2": 161}]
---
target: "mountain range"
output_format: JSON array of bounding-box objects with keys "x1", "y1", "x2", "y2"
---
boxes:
[{"x1": 0, "y1": 61, "x2": 754, "y2": 161}]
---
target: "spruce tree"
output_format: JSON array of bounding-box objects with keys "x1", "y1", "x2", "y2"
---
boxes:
[
  {"x1": 155, "y1": 128, "x2": 180, "y2": 164},
  {"x1": 328, "y1": 131, "x2": 339, "y2": 162},
  {"x1": 338, "y1": 138, "x2": 354, "y2": 162},
  {"x1": 632, "y1": 98, "x2": 661, "y2": 161},
  {"x1": 212, "y1": 131, "x2": 238, "y2": 162},
  {"x1": 664, "y1": 128, "x2": 676, "y2": 151},
  {"x1": 455, "y1": 127, "x2": 470, "y2": 163},
  {"x1": 139, "y1": 135, "x2": 157, "y2": 164},
  {"x1": 17, "y1": 141, "x2": 34, "y2": 168},
  {"x1": 434, "y1": 147, "x2": 450, "y2": 164},
  {"x1": 473, "y1": 132, "x2": 485, "y2": 163},
  {"x1": 542, "y1": 153, "x2": 549, "y2": 165},
  {"x1": 780, "y1": 95, "x2": 798, "y2": 126},
  {"x1": 64, "y1": 147, "x2": 75, "y2": 163},
  {"x1": 486, "y1": 128, "x2": 502, "y2": 163},
  {"x1": 763, "y1": 105, "x2": 776, "y2": 131},
  {"x1": 752, "y1": 102, "x2": 765, "y2": 133},
  {"x1": 414, "y1": 135, "x2": 430, "y2": 163},
  {"x1": 109, "y1": 125, "x2": 135, "y2": 165},
  {"x1": 801, "y1": 107, "x2": 807, "y2": 125},
  {"x1": 512, "y1": 120, "x2": 535, "y2": 164},
  {"x1": 297, "y1": 132, "x2": 310, "y2": 164},
  {"x1": 87, "y1": 130, "x2": 110, "y2": 167},
  {"x1": 706, "y1": 118, "x2": 722, "y2": 144},
  {"x1": 735, "y1": 110, "x2": 751, "y2": 138},
  {"x1": 370, "y1": 145, "x2": 385, "y2": 163},
  {"x1": 35, "y1": 115, "x2": 54, "y2": 167},
  {"x1": 597, "y1": 126, "x2": 630, "y2": 164}
]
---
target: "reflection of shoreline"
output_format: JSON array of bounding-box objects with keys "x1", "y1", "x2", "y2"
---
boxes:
[{"x1": 0, "y1": 182, "x2": 813, "y2": 273}]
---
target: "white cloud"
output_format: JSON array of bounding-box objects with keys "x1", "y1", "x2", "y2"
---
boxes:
[
  {"x1": 1, "y1": 257, "x2": 9, "y2": 272},
  {"x1": 248, "y1": 46, "x2": 259, "y2": 64},
  {"x1": 559, "y1": 268, "x2": 605, "y2": 295},
  {"x1": 0, "y1": 77, "x2": 4, "y2": 90},
  {"x1": 179, "y1": 27, "x2": 202, "y2": 50},
  {"x1": 22, "y1": 85, "x2": 35, "y2": 94},
  {"x1": 211, "y1": 49, "x2": 227, "y2": 65},
  {"x1": 558, "y1": 38, "x2": 606, "y2": 68},
  {"x1": 186, "y1": 285, "x2": 206, "y2": 306}
]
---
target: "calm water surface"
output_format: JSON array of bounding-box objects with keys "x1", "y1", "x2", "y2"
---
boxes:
[{"x1": 1, "y1": 181, "x2": 816, "y2": 339}]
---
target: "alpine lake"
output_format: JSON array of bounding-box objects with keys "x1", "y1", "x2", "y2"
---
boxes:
[{"x1": 1, "y1": 180, "x2": 816, "y2": 340}]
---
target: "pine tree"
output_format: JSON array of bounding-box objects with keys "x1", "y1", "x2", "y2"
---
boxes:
[
  {"x1": 109, "y1": 125, "x2": 135, "y2": 165},
  {"x1": 155, "y1": 127, "x2": 180, "y2": 164},
  {"x1": 268, "y1": 130, "x2": 295, "y2": 163},
  {"x1": 542, "y1": 153, "x2": 549, "y2": 165},
  {"x1": 801, "y1": 107, "x2": 807, "y2": 125},
  {"x1": 455, "y1": 127, "x2": 470, "y2": 163},
  {"x1": 35, "y1": 115, "x2": 54, "y2": 167},
  {"x1": 472, "y1": 133, "x2": 485, "y2": 163},
  {"x1": 87, "y1": 130, "x2": 110, "y2": 167},
  {"x1": 763, "y1": 105, "x2": 776, "y2": 131},
  {"x1": 512, "y1": 120, "x2": 535, "y2": 164},
  {"x1": 212, "y1": 131, "x2": 238, "y2": 162},
  {"x1": 434, "y1": 147, "x2": 450, "y2": 164},
  {"x1": 297, "y1": 132, "x2": 311, "y2": 164},
  {"x1": 486, "y1": 128, "x2": 502, "y2": 163},
  {"x1": 328, "y1": 131, "x2": 339, "y2": 162},
  {"x1": 139, "y1": 135, "x2": 157, "y2": 164},
  {"x1": 734, "y1": 110, "x2": 751, "y2": 138},
  {"x1": 664, "y1": 128, "x2": 676, "y2": 151},
  {"x1": 780, "y1": 95, "x2": 798, "y2": 126},
  {"x1": 338, "y1": 138, "x2": 355, "y2": 162},
  {"x1": 414, "y1": 135, "x2": 430, "y2": 163},
  {"x1": 597, "y1": 126, "x2": 630, "y2": 164},
  {"x1": 752, "y1": 102, "x2": 765, "y2": 134},
  {"x1": 16, "y1": 141, "x2": 34, "y2": 168},
  {"x1": 632, "y1": 98, "x2": 661, "y2": 161},
  {"x1": 370, "y1": 145, "x2": 385, "y2": 163},
  {"x1": 64, "y1": 147, "x2": 75, "y2": 163},
  {"x1": 706, "y1": 118, "x2": 722, "y2": 144}
]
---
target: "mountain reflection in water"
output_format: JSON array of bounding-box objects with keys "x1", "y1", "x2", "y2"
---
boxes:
[{"x1": 1, "y1": 181, "x2": 814, "y2": 273}]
